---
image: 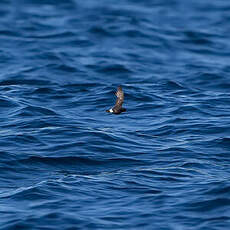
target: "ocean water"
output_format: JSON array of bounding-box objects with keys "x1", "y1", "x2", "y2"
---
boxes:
[{"x1": 1, "y1": 0, "x2": 230, "y2": 229}]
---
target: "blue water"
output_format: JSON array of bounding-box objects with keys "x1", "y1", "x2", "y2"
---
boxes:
[{"x1": 1, "y1": 0, "x2": 230, "y2": 229}]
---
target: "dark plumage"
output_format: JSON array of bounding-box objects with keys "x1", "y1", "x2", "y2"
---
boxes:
[{"x1": 106, "y1": 86, "x2": 126, "y2": 114}]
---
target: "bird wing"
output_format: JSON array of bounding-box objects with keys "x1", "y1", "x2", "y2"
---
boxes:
[{"x1": 114, "y1": 86, "x2": 124, "y2": 108}]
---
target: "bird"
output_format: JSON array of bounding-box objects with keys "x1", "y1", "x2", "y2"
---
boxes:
[{"x1": 106, "y1": 86, "x2": 126, "y2": 114}]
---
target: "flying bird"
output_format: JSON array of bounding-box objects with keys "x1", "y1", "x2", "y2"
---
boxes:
[{"x1": 106, "y1": 86, "x2": 126, "y2": 114}]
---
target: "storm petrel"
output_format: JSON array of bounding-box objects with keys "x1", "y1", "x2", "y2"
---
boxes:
[{"x1": 106, "y1": 86, "x2": 126, "y2": 114}]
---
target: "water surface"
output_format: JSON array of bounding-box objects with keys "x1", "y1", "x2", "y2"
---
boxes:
[{"x1": 1, "y1": 0, "x2": 230, "y2": 229}]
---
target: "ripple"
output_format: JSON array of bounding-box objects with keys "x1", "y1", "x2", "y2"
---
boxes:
[
  {"x1": 13, "y1": 105, "x2": 57, "y2": 117},
  {"x1": 188, "y1": 198, "x2": 230, "y2": 212},
  {"x1": 28, "y1": 31, "x2": 75, "y2": 39},
  {"x1": 0, "y1": 97, "x2": 18, "y2": 108},
  {"x1": 0, "y1": 79, "x2": 51, "y2": 86},
  {"x1": 94, "y1": 64, "x2": 132, "y2": 75},
  {"x1": 19, "y1": 156, "x2": 145, "y2": 170}
]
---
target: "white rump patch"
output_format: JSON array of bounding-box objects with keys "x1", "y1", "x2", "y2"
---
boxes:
[{"x1": 109, "y1": 108, "x2": 113, "y2": 113}]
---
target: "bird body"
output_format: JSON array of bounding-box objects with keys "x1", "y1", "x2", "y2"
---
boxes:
[{"x1": 106, "y1": 86, "x2": 126, "y2": 114}]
